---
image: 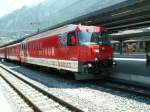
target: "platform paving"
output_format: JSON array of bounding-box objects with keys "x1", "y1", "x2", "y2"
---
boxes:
[
  {"x1": 114, "y1": 52, "x2": 146, "y2": 59},
  {"x1": 112, "y1": 52, "x2": 150, "y2": 87},
  {"x1": 0, "y1": 85, "x2": 13, "y2": 112},
  {"x1": 114, "y1": 53, "x2": 149, "y2": 76}
]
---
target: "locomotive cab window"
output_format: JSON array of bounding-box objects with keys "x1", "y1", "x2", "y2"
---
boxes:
[
  {"x1": 78, "y1": 31, "x2": 111, "y2": 45},
  {"x1": 100, "y1": 32, "x2": 111, "y2": 45},
  {"x1": 67, "y1": 32, "x2": 77, "y2": 46}
]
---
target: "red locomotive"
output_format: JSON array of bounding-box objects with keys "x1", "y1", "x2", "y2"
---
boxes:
[{"x1": 0, "y1": 24, "x2": 113, "y2": 79}]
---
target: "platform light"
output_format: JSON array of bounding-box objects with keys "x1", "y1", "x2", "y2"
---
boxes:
[{"x1": 111, "y1": 10, "x2": 132, "y2": 17}]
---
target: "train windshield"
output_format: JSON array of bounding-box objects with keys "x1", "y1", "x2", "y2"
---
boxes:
[{"x1": 78, "y1": 31, "x2": 111, "y2": 45}]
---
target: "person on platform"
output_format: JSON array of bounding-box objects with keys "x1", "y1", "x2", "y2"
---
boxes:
[
  {"x1": 146, "y1": 52, "x2": 150, "y2": 65},
  {"x1": 146, "y1": 43, "x2": 150, "y2": 65}
]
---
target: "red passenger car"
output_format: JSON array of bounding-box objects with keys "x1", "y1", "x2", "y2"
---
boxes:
[
  {"x1": 0, "y1": 47, "x2": 6, "y2": 59},
  {"x1": 5, "y1": 43, "x2": 21, "y2": 62},
  {"x1": 20, "y1": 24, "x2": 113, "y2": 79}
]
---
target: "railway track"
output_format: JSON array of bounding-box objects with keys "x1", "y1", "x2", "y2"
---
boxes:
[
  {"x1": 99, "y1": 80, "x2": 150, "y2": 98},
  {"x1": 0, "y1": 64, "x2": 83, "y2": 112}
]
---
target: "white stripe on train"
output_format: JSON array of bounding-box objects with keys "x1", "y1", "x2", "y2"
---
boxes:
[{"x1": 21, "y1": 56, "x2": 78, "y2": 72}]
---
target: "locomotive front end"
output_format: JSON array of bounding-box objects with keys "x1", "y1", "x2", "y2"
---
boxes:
[{"x1": 76, "y1": 27, "x2": 114, "y2": 79}]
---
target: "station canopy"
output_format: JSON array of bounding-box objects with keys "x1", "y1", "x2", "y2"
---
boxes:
[{"x1": 42, "y1": 0, "x2": 128, "y2": 28}]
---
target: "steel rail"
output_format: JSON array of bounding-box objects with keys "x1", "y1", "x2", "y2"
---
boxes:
[
  {"x1": 101, "y1": 80, "x2": 150, "y2": 98},
  {"x1": 0, "y1": 73, "x2": 43, "y2": 112},
  {"x1": 0, "y1": 64, "x2": 83, "y2": 112}
]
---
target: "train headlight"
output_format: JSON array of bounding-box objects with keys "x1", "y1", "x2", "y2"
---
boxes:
[
  {"x1": 95, "y1": 58, "x2": 98, "y2": 61},
  {"x1": 88, "y1": 63, "x2": 92, "y2": 67},
  {"x1": 101, "y1": 47, "x2": 105, "y2": 51},
  {"x1": 93, "y1": 49, "x2": 99, "y2": 53},
  {"x1": 113, "y1": 61, "x2": 117, "y2": 65}
]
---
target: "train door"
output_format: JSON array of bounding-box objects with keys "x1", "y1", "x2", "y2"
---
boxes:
[
  {"x1": 4, "y1": 48, "x2": 7, "y2": 59},
  {"x1": 67, "y1": 31, "x2": 78, "y2": 59},
  {"x1": 21, "y1": 42, "x2": 28, "y2": 63},
  {"x1": 21, "y1": 43, "x2": 24, "y2": 62},
  {"x1": 59, "y1": 31, "x2": 78, "y2": 60},
  {"x1": 66, "y1": 31, "x2": 78, "y2": 71}
]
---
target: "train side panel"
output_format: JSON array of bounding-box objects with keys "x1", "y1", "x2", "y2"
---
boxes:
[{"x1": 21, "y1": 34, "x2": 79, "y2": 72}]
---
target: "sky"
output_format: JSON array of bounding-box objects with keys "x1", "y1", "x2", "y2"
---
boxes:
[{"x1": 0, "y1": 0, "x2": 45, "y2": 17}]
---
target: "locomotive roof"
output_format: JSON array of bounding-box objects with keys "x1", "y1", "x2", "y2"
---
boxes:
[
  {"x1": 23, "y1": 24, "x2": 102, "y2": 42},
  {"x1": 5, "y1": 42, "x2": 21, "y2": 48},
  {"x1": 23, "y1": 24, "x2": 76, "y2": 42}
]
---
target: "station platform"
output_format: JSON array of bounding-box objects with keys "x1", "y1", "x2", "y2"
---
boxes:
[
  {"x1": 0, "y1": 86, "x2": 13, "y2": 112},
  {"x1": 114, "y1": 52, "x2": 149, "y2": 76},
  {"x1": 112, "y1": 52, "x2": 150, "y2": 88}
]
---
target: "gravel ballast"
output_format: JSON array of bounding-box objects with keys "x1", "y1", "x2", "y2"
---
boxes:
[{"x1": 1, "y1": 61, "x2": 150, "y2": 112}]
